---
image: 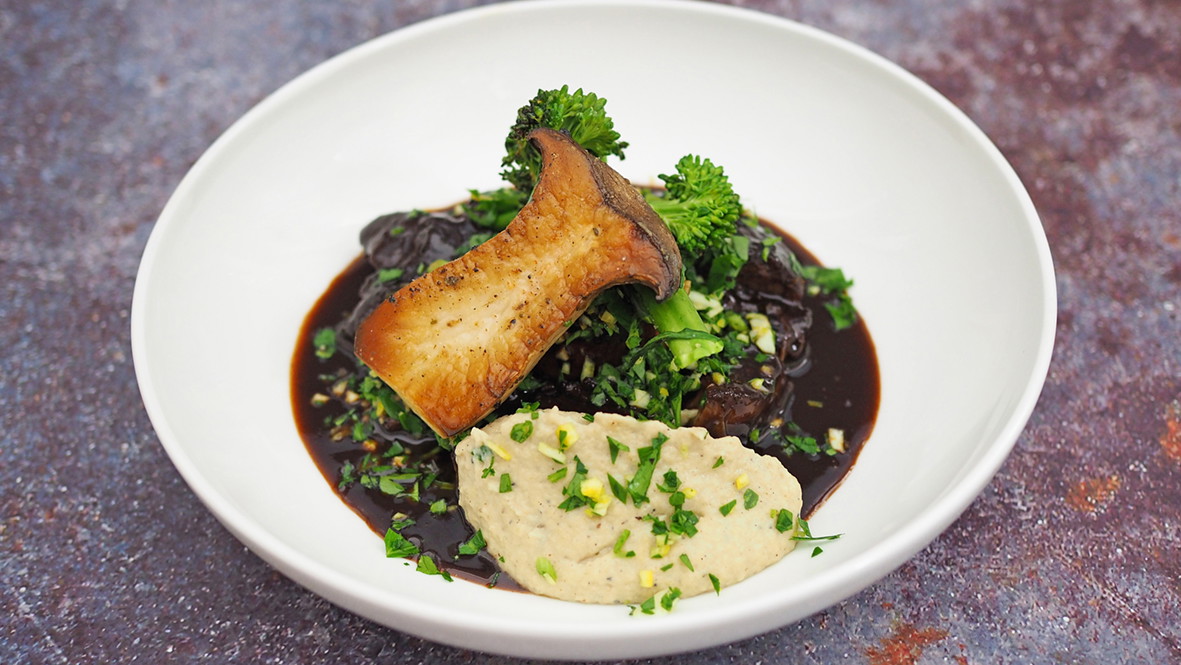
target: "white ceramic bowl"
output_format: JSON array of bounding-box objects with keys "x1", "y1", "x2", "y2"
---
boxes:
[{"x1": 132, "y1": 0, "x2": 1056, "y2": 659}]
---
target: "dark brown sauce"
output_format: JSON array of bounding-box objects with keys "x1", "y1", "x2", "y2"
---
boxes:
[{"x1": 291, "y1": 212, "x2": 879, "y2": 589}]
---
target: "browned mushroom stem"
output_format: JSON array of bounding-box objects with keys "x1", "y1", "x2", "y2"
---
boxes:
[{"x1": 354, "y1": 128, "x2": 683, "y2": 437}]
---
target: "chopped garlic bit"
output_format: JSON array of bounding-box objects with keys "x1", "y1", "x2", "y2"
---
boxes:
[
  {"x1": 650, "y1": 533, "x2": 675, "y2": 559},
  {"x1": 580, "y1": 477, "x2": 607, "y2": 503},
  {"x1": 537, "y1": 442, "x2": 566, "y2": 464},
  {"x1": 557, "y1": 422, "x2": 578, "y2": 450},
  {"x1": 688, "y1": 290, "x2": 724, "y2": 318},
  {"x1": 745, "y1": 312, "x2": 776, "y2": 354},
  {"x1": 639, "y1": 570, "x2": 655, "y2": 588},
  {"x1": 585, "y1": 502, "x2": 610, "y2": 517},
  {"x1": 827, "y1": 428, "x2": 846, "y2": 453},
  {"x1": 485, "y1": 441, "x2": 513, "y2": 461},
  {"x1": 630, "y1": 389, "x2": 651, "y2": 409}
]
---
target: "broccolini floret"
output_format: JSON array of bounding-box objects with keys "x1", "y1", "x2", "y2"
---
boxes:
[
  {"x1": 500, "y1": 85, "x2": 629, "y2": 193},
  {"x1": 633, "y1": 155, "x2": 749, "y2": 367},
  {"x1": 644, "y1": 155, "x2": 743, "y2": 255},
  {"x1": 474, "y1": 86, "x2": 748, "y2": 369}
]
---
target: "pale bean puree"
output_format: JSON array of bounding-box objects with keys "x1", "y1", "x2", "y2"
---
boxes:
[{"x1": 455, "y1": 408, "x2": 803, "y2": 604}]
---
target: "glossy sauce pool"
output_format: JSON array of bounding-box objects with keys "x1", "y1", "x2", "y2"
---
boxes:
[{"x1": 291, "y1": 220, "x2": 879, "y2": 589}]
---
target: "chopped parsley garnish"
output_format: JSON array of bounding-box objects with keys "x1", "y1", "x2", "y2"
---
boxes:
[
  {"x1": 679, "y1": 553, "x2": 694, "y2": 571},
  {"x1": 791, "y1": 517, "x2": 843, "y2": 542},
  {"x1": 607, "y1": 474, "x2": 628, "y2": 502},
  {"x1": 719, "y1": 500, "x2": 737, "y2": 516},
  {"x1": 660, "y1": 588, "x2": 683, "y2": 611},
  {"x1": 712, "y1": 456, "x2": 724, "y2": 469},
  {"x1": 636, "y1": 587, "x2": 683, "y2": 615},
  {"x1": 656, "y1": 470, "x2": 681, "y2": 493},
  {"x1": 312, "y1": 327, "x2": 337, "y2": 359},
  {"x1": 783, "y1": 432, "x2": 819, "y2": 455},
  {"x1": 812, "y1": 546, "x2": 824, "y2": 557},
  {"x1": 456, "y1": 530, "x2": 486, "y2": 557},
  {"x1": 376, "y1": 267, "x2": 405, "y2": 283},
  {"x1": 480, "y1": 454, "x2": 496, "y2": 479},
  {"x1": 607, "y1": 436, "x2": 629, "y2": 464},
  {"x1": 613, "y1": 530, "x2": 635, "y2": 558},
  {"x1": 556, "y1": 457, "x2": 590, "y2": 511},
  {"x1": 760, "y1": 235, "x2": 781, "y2": 261},
  {"x1": 626, "y1": 433, "x2": 667, "y2": 506},
  {"x1": 774, "y1": 508, "x2": 795, "y2": 533},
  {"x1": 337, "y1": 460, "x2": 357, "y2": 492},
  {"x1": 498, "y1": 473, "x2": 513, "y2": 493},
  {"x1": 669, "y1": 505, "x2": 699, "y2": 537},
  {"x1": 377, "y1": 474, "x2": 413, "y2": 496},
  {"x1": 743, "y1": 488, "x2": 759, "y2": 510},
  {"x1": 384, "y1": 527, "x2": 419, "y2": 559},
  {"x1": 709, "y1": 573, "x2": 721, "y2": 594},
  {"x1": 536, "y1": 557, "x2": 558, "y2": 584},
  {"x1": 799, "y1": 264, "x2": 857, "y2": 331},
  {"x1": 415, "y1": 554, "x2": 453, "y2": 581},
  {"x1": 510, "y1": 421, "x2": 533, "y2": 442}
]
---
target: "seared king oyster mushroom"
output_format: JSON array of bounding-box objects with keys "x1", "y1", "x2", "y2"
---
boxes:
[{"x1": 354, "y1": 129, "x2": 682, "y2": 437}]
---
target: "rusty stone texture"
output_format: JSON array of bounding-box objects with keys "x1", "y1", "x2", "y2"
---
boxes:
[{"x1": 2, "y1": 1, "x2": 1178, "y2": 663}]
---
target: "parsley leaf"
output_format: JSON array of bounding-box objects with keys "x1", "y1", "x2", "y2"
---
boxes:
[
  {"x1": 510, "y1": 421, "x2": 533, "y2": 442},
  {"x1": 384, "y1": 528, "x2": 420, "y2": 559},
  {"x1": 799, "y1": 264, "x2": 858, "y2": 331},
  {"x1": 312, "y1": 327, "x2": 337, "y2": 359},
  {"x1": 774, "y1": 508, "x2": 795, "y2": 533},
  {"x1": 607, "y1": 436, "x2": 629, "y2": 464},
  {"x1": 415, "y1": 554, "x2": 453, "y2": 581},
  {"x1": 614, "y1": 530, "x2": 635, "y2": 558},
  {"x1": 457, "y1": 530, "x2": 487, "y2": 557},
  {"x1": 743, "y1": 488, "x2": 759, "y2": 510},
  {"x1": 627, "y1": 433, "x2": 666, "y2": 506}
]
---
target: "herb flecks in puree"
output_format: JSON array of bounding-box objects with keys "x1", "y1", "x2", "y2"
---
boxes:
[{"x1": 456, "y1": 409, "x2": 803, "y2": 606}]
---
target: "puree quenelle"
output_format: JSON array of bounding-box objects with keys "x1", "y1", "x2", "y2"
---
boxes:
[{"x1": 457, "y1": 408, "x2": 804, "y2": 603}]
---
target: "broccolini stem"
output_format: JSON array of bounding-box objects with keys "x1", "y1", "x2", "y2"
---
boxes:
[{"x1": 632, "y1": 284, "x2": 724, "y2": 368}]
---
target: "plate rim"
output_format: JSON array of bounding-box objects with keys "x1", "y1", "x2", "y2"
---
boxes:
[{"x1": 131, "y1": 0, "x2": 1057, "y2": 658}]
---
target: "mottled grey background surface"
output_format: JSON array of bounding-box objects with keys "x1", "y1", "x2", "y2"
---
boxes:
[{"x1": 2, "y1": 1, "x2": 1179, "y2": 664}]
